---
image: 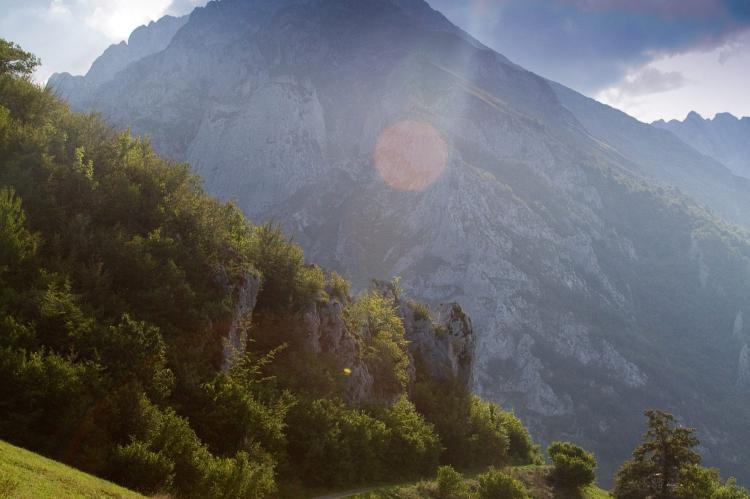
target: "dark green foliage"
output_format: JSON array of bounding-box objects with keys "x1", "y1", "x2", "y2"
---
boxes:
[
  {"x1": 477, "y1": 468, "x2": 530, "y2": 499},
  {"x1": 614, "y1": 410, "x2": 700, "y2": 498},
  {"x1": 614, "y1": 410, "x2": 749, "y2": 499},
  {"x1": 109, "y1": 441, "x2": 174, "y2": 494},
  {"x1": 548, "y1": 441, "x2": 596, "y2": 489},
  {"x1": 413, "y1": 378, "x2": 538, "y2": 469},
  {"x1": 285, "y1": 398, "x2": 389, "y2": 486},
  {"x1": 250, "y1": 223, "x2": 324, "y2": 313}
]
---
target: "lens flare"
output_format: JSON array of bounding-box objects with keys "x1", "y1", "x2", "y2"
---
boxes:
[{"x1": 374, "y1": 120, "x2": 448, "y2": 191}]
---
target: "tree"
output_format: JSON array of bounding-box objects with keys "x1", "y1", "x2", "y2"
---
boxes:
[
  {"x1": 548, "y1": 441, "x2": 596, "y2": 489},
  {"x1": 0, "y1": 187, "x2": 36, "y2": 275},
  {"x1": 614, "y1": 410, "x2": 700, "y2": 499},
  {"x1": 0, "y1": 39, "x2": 39, "y2": 78}
]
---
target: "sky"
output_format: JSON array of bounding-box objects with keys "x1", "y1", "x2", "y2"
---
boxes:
[{"x1": 1, "y1": 0, "x2": 749, "y2": 123}]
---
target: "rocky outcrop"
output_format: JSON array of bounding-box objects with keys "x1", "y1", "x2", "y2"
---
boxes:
[
  {"x1": 374, "y1": 280, "x2": 475, "y2": 389},
  {"x1": 221, "y1": 272, "x2": 261, "y2": 370},
  {"x1": 303, "y1": 298, "x2": 375, "y2": 405}
]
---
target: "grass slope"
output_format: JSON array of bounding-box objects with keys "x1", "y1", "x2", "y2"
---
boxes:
[{"x1": 0, "y1": 439, "x2": 144, "y2": 499}]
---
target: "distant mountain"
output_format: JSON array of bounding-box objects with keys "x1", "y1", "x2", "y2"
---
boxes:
[
  {"x1": 48, "y1": 14, "x2": 187, "y2": 109},
  {"x1": 653, "y1": 111, "x2": 750, "y2": 180},
  {"x1": 48, "y1": 0, "x2": 750, "y2": 485}
]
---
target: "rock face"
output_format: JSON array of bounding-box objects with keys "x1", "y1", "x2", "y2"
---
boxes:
[
  {"x1": 221, "y1": 272, "x2": 261, "y2": 370},
  {"x1": 653, "y1": 112, "x2": 750, "y2": 180},
  {"x1": 49, "y1": 0, "x2": 750, "y2": 484},
  {"x1": 375, "y1": 280, "x2": 475, "y2": 388},
  {"x1": 222, "y1": 275, "x2": 476, "y2": 405}
]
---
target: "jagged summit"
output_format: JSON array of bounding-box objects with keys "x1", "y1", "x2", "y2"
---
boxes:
[
  {"x1": 653, "y1": 109, "x2": 750, "y2": 178},
  {"x1": 47, "y1": 0, "x2": 750, "y2": 484}
]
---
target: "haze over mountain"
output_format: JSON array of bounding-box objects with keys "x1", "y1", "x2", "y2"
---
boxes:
[
  {"x1": 653, "y1": 111, "x2": 750, "y2": 180},
  {"x1": 48, "y1": 0, "x2": 750, "y2": 484}
]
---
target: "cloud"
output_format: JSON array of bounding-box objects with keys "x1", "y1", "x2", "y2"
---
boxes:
[
  {"x1": 607, "y1": 67, "x2": 688, "y2": 98},
  {"x1": 428, "y1": 0, "x2": 750, "y2": 92},
  {"x1": 596, "y1": 67, "x2": 688, "y2": 114},
  {"x1": 596, "y1": 30, "x2": 750, "y2": 122},
  {"x1": 0, "y1": 0, "x2": 206, "y2": 82},
  {"x1": 83, "y1": 0, "x2": 173, "y2": 41}
]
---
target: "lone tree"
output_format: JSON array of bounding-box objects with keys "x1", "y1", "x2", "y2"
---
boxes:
[
  {"x1": 0, "y1": 38, "x2": 40, "y2": 78},
  {"x1": 548, "y1": 441, "x2": 596, "y2": 490},
  {"x1": 614, "y1": 410, "x2": 700, "y2": 499}
]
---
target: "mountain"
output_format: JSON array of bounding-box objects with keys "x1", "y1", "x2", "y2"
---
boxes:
[
  {"x1": 47, "y1": 0, "x2": 750, "y2": 484},
  {"x1": 653, "y1": 111, "x2": 750, "y2": 180}
]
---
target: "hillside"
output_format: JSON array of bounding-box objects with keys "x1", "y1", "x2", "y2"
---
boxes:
[
  {"x1": 0, "y1": 439, "x2": 143, "y2": 499},
  {"x1": 45, "y1": 0, "x2": 750, "y2": 484}
]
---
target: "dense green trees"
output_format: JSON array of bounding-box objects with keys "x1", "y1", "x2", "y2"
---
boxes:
[{"x1": 0, "y1": 39, "x2": 542, "y2": 497}]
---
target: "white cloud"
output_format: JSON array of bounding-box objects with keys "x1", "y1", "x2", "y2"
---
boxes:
[
  {"x1": 83, "y1": 0, "x2": 173, "y2": 41},
  {"x1": 596, "y1": 30, "x2": 750, "y2": 122}
]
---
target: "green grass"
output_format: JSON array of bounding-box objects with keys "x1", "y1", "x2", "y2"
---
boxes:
[{"x1": 0, "y1": 439, "x2": 145, "y2": 499}]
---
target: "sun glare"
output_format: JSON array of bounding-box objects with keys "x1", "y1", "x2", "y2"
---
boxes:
[{"x1": 374, "y1": 120, "x2": 448, "y2": 192}]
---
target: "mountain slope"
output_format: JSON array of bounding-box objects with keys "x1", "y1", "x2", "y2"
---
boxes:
[
  {"x1": 653, "y1": 111, "x2": 750, "y2": 180},
  {"x1": 47, "y1": 0, "x2": 750, "y2": 485}
]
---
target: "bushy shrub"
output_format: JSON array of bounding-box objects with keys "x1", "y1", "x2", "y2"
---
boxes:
[
  {"x1": 548, "y1": 441, "x2": 596, "y2": 489},
  {"x1": 345, "y1": 292, "x2": 411, "y2": 399},
  {"x1": 286, "y1": 398, "x2": 389, "y2": 487},
  {"x1": 199, "y1": 449, "x2": 277, "y2": 499},
  {"x1": 109, "y1": 441, "x2": 174, "y2": 494},
  {"x1": 477, "y1": 468, "x2": 529, "y2": 499},
  {"x1": 249, "y1": 223, "x2": 323, "y2": 312},
  {"x1": 326, "y1": 271, "x2": 350, "y2": 302},
  {"x1": 410, "y1": 301, "x2": 430, "y2": 322},
  {"x1": 435, "y1": 465, "x2": 469, "y2": 499},
  {"x1": 379, "y1": 396, "x2": 441, "y2": 477}
]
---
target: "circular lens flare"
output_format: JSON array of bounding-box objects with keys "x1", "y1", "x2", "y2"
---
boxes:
[{"x1": 374, "y1": 120, "x2": 448, "y2": 191}]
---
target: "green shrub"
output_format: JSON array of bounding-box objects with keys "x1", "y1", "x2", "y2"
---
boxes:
[
  {"x1": 435, "y1": 465, "x2": 469, "y2": 499},
  {"x1": 326, "y1": 271, "x2": 350, "y2": 302},
  {"x1": 548, "y1": 441, "x2": 596, "y2": 489},
  {"x1": 477, "y1": 468, "x2": 529, "y2": 499},
  {"x1": 286, "y1": 398, "x2": 389, "y2": 487},
  {"x1": 345, "y1": 292, "x2": 411, "y2": 399},
  {"x1": 199, "y1": 450, "x2": 277, "y2": 499},
  {"x1": 379, "y1": 396, "x2": 441, "y2": 478},
  {"x1": 410, "y1": 301, "x2": 430, "y2": 322},
  {"x1": 109, "y1": 441, "x2": 174, "y2": 494}
]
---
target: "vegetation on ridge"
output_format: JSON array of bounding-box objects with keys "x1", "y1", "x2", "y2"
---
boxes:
[{"x1": 0, "y1": 39, "x2": 538, "y2": 498}]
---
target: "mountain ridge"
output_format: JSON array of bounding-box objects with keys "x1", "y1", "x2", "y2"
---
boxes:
[{"x1": 652, "y1": 111, "x2": 750, "y2": 179}]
